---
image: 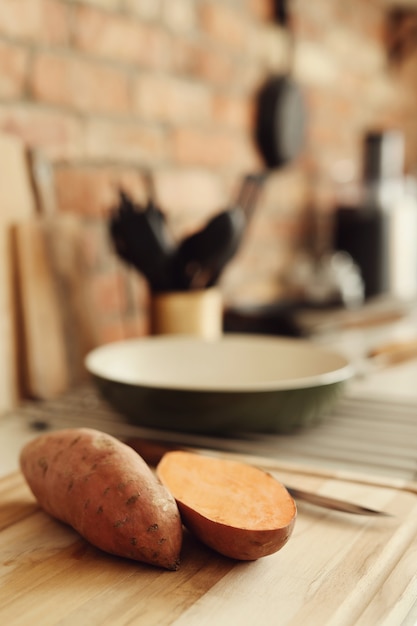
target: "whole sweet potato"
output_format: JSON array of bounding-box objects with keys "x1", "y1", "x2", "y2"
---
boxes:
[{"x1": 20, "y1": 428, "x2": 182, "y2": 570}]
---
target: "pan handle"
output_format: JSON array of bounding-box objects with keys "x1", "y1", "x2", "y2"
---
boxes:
[{"x1": 235, "y1": 172, "x2": 267, "y2": 221}]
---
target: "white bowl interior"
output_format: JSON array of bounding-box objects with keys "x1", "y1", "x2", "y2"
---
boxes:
[{"x1": 85, "y1": 334, "x2": 352, "y2": 392}]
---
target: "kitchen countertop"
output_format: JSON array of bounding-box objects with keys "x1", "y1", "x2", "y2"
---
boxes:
[{"x1": 2, "y1": 303, "x2": 417, "y2": 625}]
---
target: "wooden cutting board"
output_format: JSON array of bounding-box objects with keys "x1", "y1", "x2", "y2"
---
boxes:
[
  {"x1": 14, "y1": 215, "x2": 100, "y2": 400},
  {"x1": 14, "y1": 212, "x2": 146, "y2": 400},
  {"x1": 41, "y1": 214, "x2": 99, "y2": 388},
  {"x1": 0, "y1": 133, "x2": 36, "y2": 413},
  {"x1": 1, "y1": 459, "x2": 417, "y2": 625},
  {"x1": 14, "y1": 218, "x2": 69, "y2": 400}
]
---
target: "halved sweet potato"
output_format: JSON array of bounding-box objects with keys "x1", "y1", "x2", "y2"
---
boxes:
[{"x1": 156, "y1": 450, "x2": 296, "y2": 561}]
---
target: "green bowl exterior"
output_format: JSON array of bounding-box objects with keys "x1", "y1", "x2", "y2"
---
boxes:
[{"x1": 93, "y1": 375, "x2": 346, "y2": 434}]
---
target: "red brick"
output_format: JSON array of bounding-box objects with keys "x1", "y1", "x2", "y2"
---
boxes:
[
  {"x1": 169, "y1": 37, "x2": 202, "y2": 74},
  {"x1": 83, "y1": 0, "x2": 125, "y2": 9},
  {"x1": 211, "y1": 94, "x2": 253, "y2": 131},
  {"x1": 246, "y1": 0, "x2": 276, "y2": 22},
  {"x1": 41, "y1": 0, "x2": 71, "y2": 46},
  {"x1": 91, "y1": 269, "x2": 150, "y2": 344},
  {"x1": 123, "y1": 312, "x2": 150, "y2": 339},
  {"x1": 91, "y1": 269, "x2": 128, "y2": 316},
  {"x1": 73, "y1": 6, "x2": 140, "y2": 63},
  {"x1": 170, "y1": 127, "x2": 241, "y2": 168},
  {"x1": 153, "y1": 168, "x2": 224, "y2": 218},
  {"x1": 0, "y1": 0, "x2": 70, "y2": 45},
  {"x1": 173, "y1": 128, "x2": 260, "y2": 175},
  {"x1": 138, "y1": 23, "x2": 173, "y2": 70},
  {"x1": 199, "y1": 4, "x2": 249, "y2": 49},
  {"x1": 84, "y1": 119, "x2": 168, "y2": 164},
  {"x1": 193, "y1": 47, "x2": 237, "y2": 85},
  {"x1": 76, "y1": 220, "x2": 105, "y2": 271},
  {"x1": 0, "y1": 0, "x2": 46, "y2": 39},
  {"x1": 336, "y1": 2, "x2": 383, "y2": 42},
  {"x1": 73, "y1": 5, "x2": 171, "y2": 69},
  {"x1": 123, "y1": 0, "x2": 161, "y2": 21},
  {"x1": 133, "y1": 74, "x2": 211, "y2": 123},
  {"x1": 54, "y1": 165, "x2": 148, "y2": 216},
  {"x1": 30, "y1": 52, "x2": 131, "y2": 115},
  {"x1": 0, "y1": 41, "x2": 28, "y2": 98},
  {"x1": 0, "y1": 104, "x2": 84, "y2": 160},
  {"x1": 95, "y1": 319, "x2": 126, "y2": 346},
  {"x1": 161, "y1": 0, "x2": 197, "y2": 32},
  {"x1": 96, "y1": 310, "x2": 150, "y2": 344}
]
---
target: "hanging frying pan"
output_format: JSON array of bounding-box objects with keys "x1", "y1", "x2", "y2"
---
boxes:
[
  {"x1": 254, "y1": 0, "x2": 306, "y2": 169},
  {"x1": 255, "y1": 74, "x2": 306, "y2": 168}
]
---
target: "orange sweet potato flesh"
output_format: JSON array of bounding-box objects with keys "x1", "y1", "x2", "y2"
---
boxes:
[
  {"x1": 156, "y1": 451, "x2": 296, "y2": 561},
  {"x1": 20, "y1": 428, "x2": 182, "y2": 570}
]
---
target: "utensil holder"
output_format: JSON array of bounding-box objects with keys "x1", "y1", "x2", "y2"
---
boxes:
[{"x1": 150, "y1": 287, "x2": 223, "y2": 339}]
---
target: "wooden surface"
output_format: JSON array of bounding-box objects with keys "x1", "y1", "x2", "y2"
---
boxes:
[
  {"x1": 14, "y1": 219, "x2": 69, "y2": 399},
  {"x1": 0, "y1": 132, "x2": 36, "y2": 412},
  {"x1": 13, "y1": 214, "x2": 102, "y2": 399},
  {"x1": 42, "y1": 214, "x2": 99, "y2": 388},
  {"x1": 1, "y1": 458, "x2": 417, "y2": 625}
]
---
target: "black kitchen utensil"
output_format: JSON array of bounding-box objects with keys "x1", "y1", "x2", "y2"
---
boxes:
[
  {"x1": 254, "y1": 1, "x2": 306, "y2": 169},
  {"x1": 109, "y1": 189, "x2": 175, "y2": 292},
  {"x1": 255, "y1": 75, "x2": 305, "y2": 168},
  {"x1": 173, "y1": 173, "x2": 266, "y2": 290},
  {"x1": 142, "y1": 171, "x2": 175, "y2": 258},
  {"x1": 110, "y1": 173, "x2": 265, "y2": 292},
  {"x1": 172, "y1": 208, "x2": 246, "y2": 290}
]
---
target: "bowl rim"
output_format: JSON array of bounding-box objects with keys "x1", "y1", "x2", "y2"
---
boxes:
[{"x1": 85, "y1": 334, "x2": 353, "y2": 393}]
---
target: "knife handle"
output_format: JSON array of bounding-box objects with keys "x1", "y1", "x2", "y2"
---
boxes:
[{"x1": 368, "y1": 338, "x2": 417, "y2": 366}]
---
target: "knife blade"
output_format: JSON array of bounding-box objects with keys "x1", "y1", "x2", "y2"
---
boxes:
[
  {"x1": 125, "y1": 438, "x2": 390, "y2": 517},
  {"x1": 285, "y1": 486, "x2": 391, "y2": 516}
]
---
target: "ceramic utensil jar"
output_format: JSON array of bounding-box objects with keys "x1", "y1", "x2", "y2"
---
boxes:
[{"x1": 150, "y1": 287, "x2": 223, "y2": 340}]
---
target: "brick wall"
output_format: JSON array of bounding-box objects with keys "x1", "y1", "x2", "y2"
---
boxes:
[{"x1": 0, "y1": 0, "x2": 416, "y2": 343}]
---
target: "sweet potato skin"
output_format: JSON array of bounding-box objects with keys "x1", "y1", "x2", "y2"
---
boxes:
[
  {"x1": 19, "y1": 428, "x2": 182, "y2": 570},
  {"x1": 175, "y1": 502, "x2": 295, "y2": 560}
]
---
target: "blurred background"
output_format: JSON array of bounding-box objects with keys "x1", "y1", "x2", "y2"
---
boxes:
[{"x1": 1, "y1": 0, "x2": 417, "y2": 409}]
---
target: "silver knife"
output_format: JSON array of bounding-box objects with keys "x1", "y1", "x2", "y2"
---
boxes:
[{"x1": 285, "y1": 486, "x2": 391, "y2": 516}]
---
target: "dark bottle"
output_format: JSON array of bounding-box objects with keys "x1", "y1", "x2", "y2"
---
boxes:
[{"x1": 333, "y1": 130, "x2": 414, "y2": 299}]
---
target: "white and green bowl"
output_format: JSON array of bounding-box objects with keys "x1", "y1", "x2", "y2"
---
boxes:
[{"x1": 85, "y1": 334, "x2": 352, "y2": 434}]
